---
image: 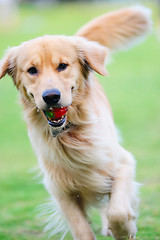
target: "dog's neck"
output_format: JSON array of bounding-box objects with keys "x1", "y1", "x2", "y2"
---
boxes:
[{"x1": 51, "y1": 122, "x2": 74, "y2": 137}]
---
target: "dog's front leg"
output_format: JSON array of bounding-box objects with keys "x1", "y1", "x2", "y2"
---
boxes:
[
  {"x1": 100, "y1": 207, "x2": 113, "y2": 237},
  {"x1": 57, "y1": 193, "x2": 96, "y2": 240},
  {"x1": 107, "y1": 148, "x2": 138, "y2": 240}
]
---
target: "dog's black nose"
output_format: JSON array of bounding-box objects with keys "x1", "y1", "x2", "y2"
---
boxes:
[{"x1": 42, "y1": 89, "x2": 61, "y2": 106}]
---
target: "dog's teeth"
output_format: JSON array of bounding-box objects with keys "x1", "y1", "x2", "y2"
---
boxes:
[
  {"x1": 48, "y1": 114, "x2": 65, "y2": 125},
  {"x1": 58, "y1": 118, "x2": 62, "y2": 122}
]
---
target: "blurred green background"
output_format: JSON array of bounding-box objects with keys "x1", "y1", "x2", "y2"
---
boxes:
[{"x1": 0, "y1": 1, "x2": 160, "y2": 240}]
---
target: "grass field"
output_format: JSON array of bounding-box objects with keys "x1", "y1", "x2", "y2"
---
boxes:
[{"x1": 0, "y1": 2, "x2": 160, "y2": 240}]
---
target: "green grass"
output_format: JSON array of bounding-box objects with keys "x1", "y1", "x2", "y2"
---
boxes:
[{"x1": 0, "y1": 2, "x2": 160, "y2": 240}]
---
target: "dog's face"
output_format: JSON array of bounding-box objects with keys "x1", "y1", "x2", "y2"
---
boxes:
[{"x1": 0, "y1": 35, "x2": 108, "y2": 132}]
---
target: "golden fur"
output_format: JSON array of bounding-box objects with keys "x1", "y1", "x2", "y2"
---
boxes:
[{"x1": 0, "y1": 6, "x2": 151, "y2": 240}]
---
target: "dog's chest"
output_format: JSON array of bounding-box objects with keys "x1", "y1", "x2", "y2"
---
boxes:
[
  {"x1": 28, "y1": 124, "x2": 115, "y2": 199},
  {"x1": 42, "y1": 135, "x2": 114, "y2": 197},
  {"x1": 43, "y1": 151, "x2": 113, "y2": 204}
]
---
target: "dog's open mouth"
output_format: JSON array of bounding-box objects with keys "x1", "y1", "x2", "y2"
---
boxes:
[{"x1": 43, "y1": 107, "x2": 68, "y2": 128}]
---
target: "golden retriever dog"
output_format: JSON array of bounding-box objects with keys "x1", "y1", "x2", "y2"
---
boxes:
[{"x1": 0, "y1": 6, "x2": 151, "y2": 240}]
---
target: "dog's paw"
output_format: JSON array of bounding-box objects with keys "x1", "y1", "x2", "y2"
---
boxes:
[{"x1": 107, "y1": 202, "x2": 137, "y2": 240}]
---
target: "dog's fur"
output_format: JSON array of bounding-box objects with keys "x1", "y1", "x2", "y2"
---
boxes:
[{"x1": 0, "y1": 6, "x2": 151, "y2": 240}]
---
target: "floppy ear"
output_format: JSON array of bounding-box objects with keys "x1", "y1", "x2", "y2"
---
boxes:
[
  {"x1": 0, "y1": 47, "x2": 18, "y2": 83},
  {"x1": 74, "y1": 37, "x2": 108, "y2": 76},
  {"x1": 76, "y1": 6, "x2": 152, "y2": 51}
]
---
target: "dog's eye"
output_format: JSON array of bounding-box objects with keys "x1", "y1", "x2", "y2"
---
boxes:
[
  {"x1": 27, "y1": 67, "x2": 38, "y2": 75},
  {"x1": 57, "y1": 63, "x2": 68, "y2": 72}
]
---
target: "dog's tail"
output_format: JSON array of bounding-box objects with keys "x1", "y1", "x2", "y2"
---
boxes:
[{"x1": 76, "y1": 6, "x2": 152, "y2": 52}]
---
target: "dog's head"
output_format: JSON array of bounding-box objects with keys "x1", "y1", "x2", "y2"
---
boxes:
[{"x1": 0, "y1": 35, "x2": 108, "y2": 134}]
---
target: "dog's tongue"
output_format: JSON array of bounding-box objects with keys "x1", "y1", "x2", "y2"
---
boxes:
[{"x1": 45, "y1": 107, "x2": 68, "y2": 120}]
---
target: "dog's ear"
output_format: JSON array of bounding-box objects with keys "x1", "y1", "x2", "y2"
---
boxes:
[
  {"x1": 0, "y1": 47, "x2": 18, "y2": 84},
  {"x1": 74, "y1": 37, "x2": 108, "y2": 76},
  {"x1": 76, "y1": 6, "x2": 152, "y2": 52}
]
